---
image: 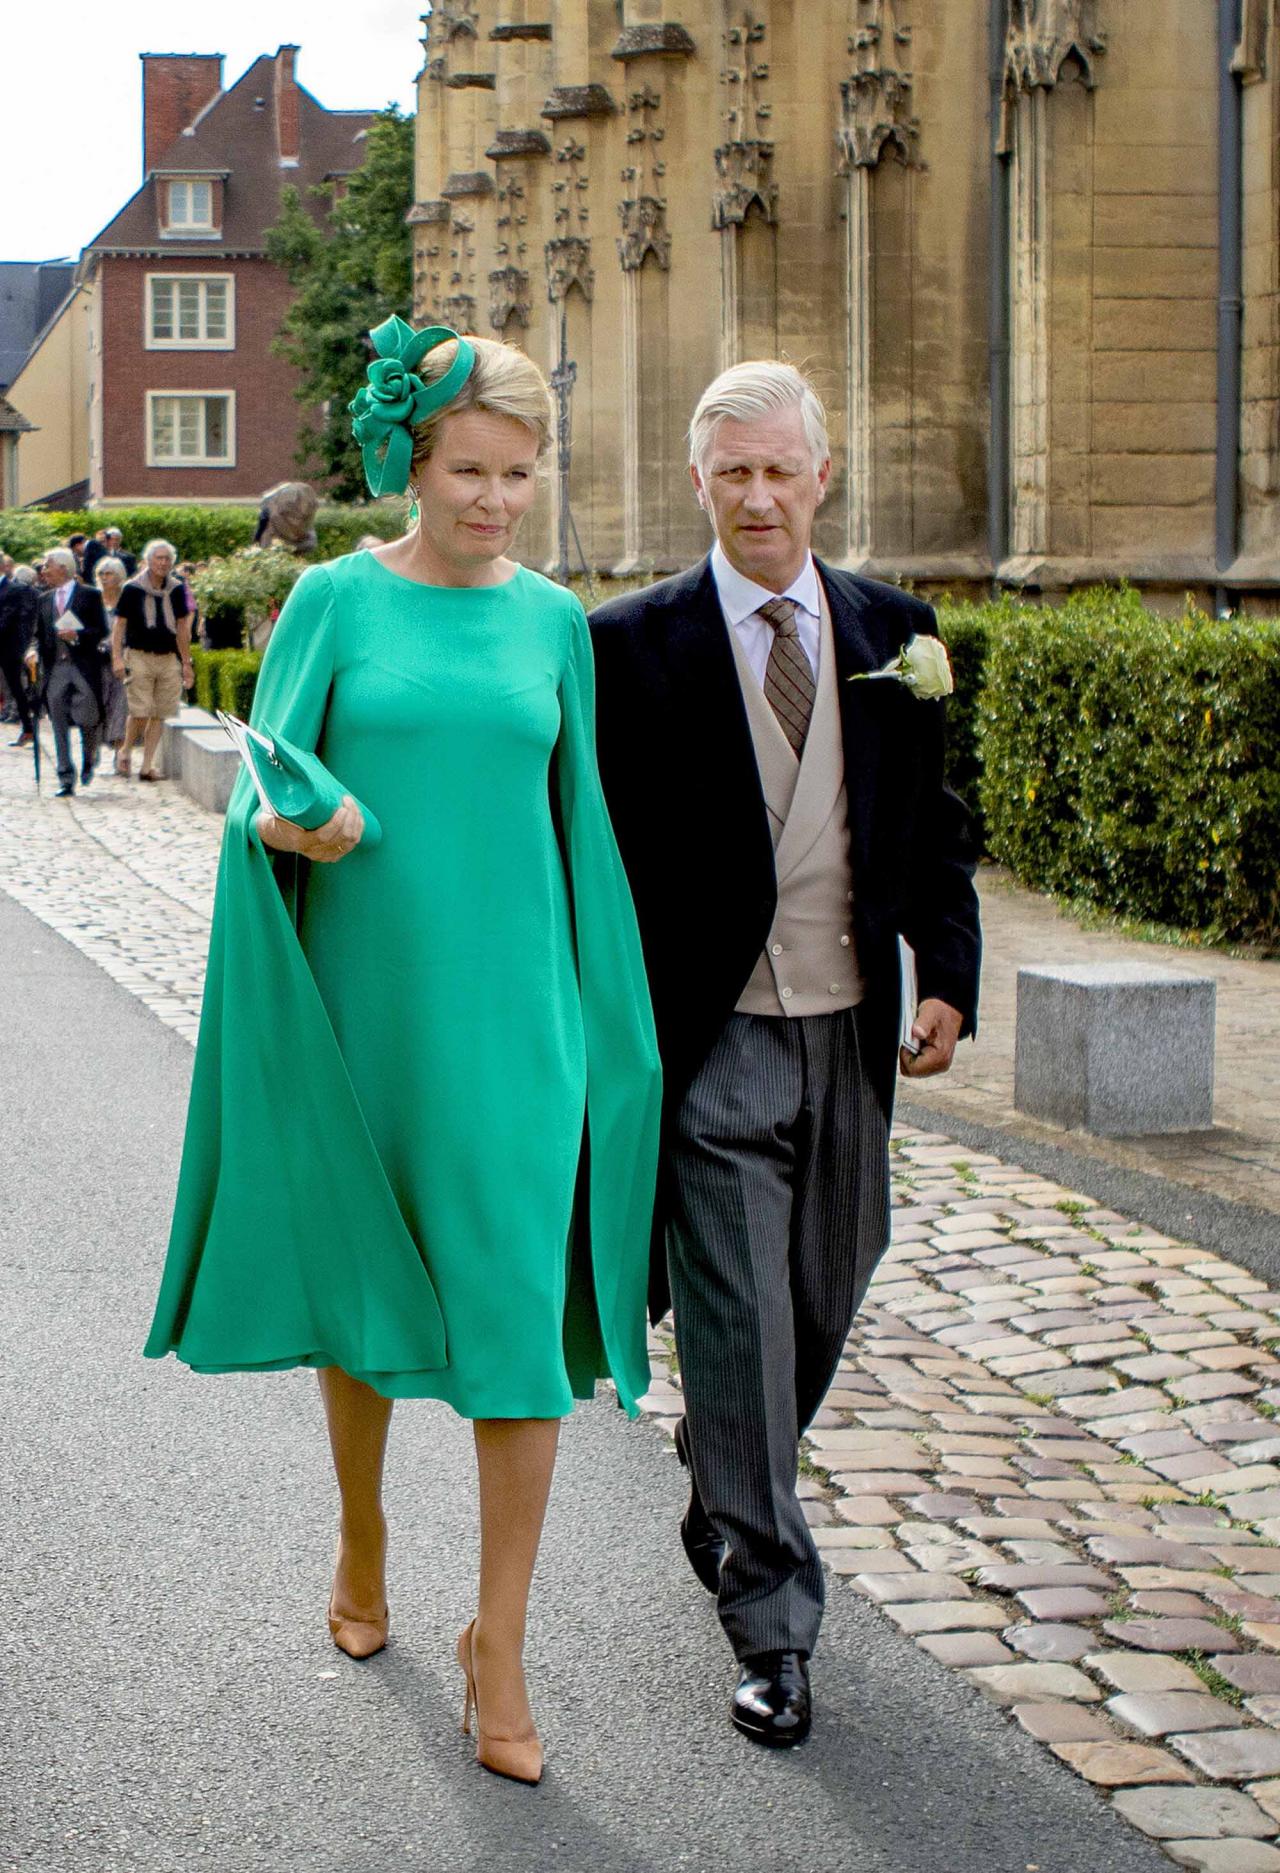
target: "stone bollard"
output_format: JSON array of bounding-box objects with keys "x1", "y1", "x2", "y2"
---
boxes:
[
  {"x1": 1014, "y1": 962, "x2": 1216, "y2": 1137},
  {"x1": 162, "y1": 706, "x2": 242, "y2": 812}
]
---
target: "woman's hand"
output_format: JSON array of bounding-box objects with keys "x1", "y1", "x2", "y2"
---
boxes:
[{"x1": 256, "y1": 794, "x2": 365, "y2": 863}]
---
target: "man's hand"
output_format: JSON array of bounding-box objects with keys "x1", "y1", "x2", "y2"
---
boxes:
[
  {"x1": 56, "y1": 625, "x2": 78, "y2": 644},
  {"x1": 900, "y1": 997, "x2": 964, "y2": 1079}
]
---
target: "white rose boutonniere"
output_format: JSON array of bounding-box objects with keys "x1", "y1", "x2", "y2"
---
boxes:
[{"x1": 851, "y1": 634, "x2": 954, "y2": 700}]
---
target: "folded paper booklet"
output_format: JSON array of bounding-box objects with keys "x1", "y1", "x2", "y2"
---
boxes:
[
  {"x1": 899, "y1": 938, "x2": 921, "y2": 1056},
  {"x1": 217, "y1": 711, "x2": 383, "y2": 848}
]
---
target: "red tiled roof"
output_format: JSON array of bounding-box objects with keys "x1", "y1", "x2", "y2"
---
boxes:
[{"x1": 86, "y1": 54, "x2": 375, "y2": 257}]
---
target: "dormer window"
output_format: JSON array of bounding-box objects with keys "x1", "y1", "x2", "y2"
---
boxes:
[{"x1": 163, "y1": 178, "x2": 217, "y2": 235}]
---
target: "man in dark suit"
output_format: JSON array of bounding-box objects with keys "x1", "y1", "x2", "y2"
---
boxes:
[
  {"x1": 26, "y1": 547, "x2": 108, "y2": 795},
  {"x1": 83, "y1": 527, "x2": 137, "y2": 584},
  {"x1": 589, "y1": 362, "x2": 981, "y2": 1749},
  {"x1": 0, "y1": 556, "x2": 39, "y2": 744}
]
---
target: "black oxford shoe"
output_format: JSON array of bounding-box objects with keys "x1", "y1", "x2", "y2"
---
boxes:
[
  {"x1": 674, "y1": 1417, "x2": 725, "y2": 1594},
  {"x1": 731, "y1": 1651, "x2": 812, "y2": 1749}
]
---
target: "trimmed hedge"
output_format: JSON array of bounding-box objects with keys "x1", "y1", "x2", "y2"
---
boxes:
[
  {"x1": 190, "y1": 647, "x2": 264, "y2": 719},
  {"x1": 0, "y1": 500, "x2": 406, "y2": 566},
  {"x1": 977, "y1": 587, "x2": 1280, "y2": 945},
  {"x1": 934, "y1": 598, "x2": 1007, "y2": 846}
]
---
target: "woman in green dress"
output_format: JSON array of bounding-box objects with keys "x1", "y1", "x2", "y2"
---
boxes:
[{"x1": 144, "y1": 325, "x2": 661, "y2": 1786}]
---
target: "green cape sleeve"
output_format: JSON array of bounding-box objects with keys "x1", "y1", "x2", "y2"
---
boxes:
[
  {"x1": 555, "y1": 602, "x2": 662, "y2": 1417},
  {"x1": 143, "y1": 565, "x2": 449, "y2": 1387}
]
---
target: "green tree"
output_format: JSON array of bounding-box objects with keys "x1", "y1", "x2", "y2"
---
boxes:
[{"x1": 266, "y1": 107, "x2": 414, "y2": 498}]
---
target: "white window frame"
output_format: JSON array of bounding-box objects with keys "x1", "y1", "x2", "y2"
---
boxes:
[
  {"x1": 145, "y1": 274, "x2": 235, "y2": 350},
  {"x1": 163, "y1": 178, "x2": 217, "y2": 235},
  {"x1": 145, "y1": 390, "x2": 237, "y2": 469}
]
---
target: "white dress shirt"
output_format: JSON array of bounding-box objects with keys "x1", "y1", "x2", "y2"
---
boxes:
[{"x1": 709, "y1": 542, "x2": 822, "y2": 689}]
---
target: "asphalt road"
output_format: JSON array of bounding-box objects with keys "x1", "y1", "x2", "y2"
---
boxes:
[{"x1": 0, "y1": 888, "x2": 1174, "y2": 1873}]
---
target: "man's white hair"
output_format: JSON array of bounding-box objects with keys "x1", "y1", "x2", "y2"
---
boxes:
[
  {"x1": 142, "y1": 538, "x2": 177, "y2": 564},
  {"x1": 689, "y1": 360, "x2": 829, "y2": 473},
  {"x1": 45, "y1": 546, "x2": 78, "y2": 577}
]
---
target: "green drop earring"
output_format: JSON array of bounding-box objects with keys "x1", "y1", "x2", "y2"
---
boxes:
[{"x1": 408, "y1": 487, "x2": 420, "y2": 527}]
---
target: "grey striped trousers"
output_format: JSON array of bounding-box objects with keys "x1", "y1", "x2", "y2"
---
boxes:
[{"x1": 666, "y1": 1007, "x2": 890, "y2": 1660}]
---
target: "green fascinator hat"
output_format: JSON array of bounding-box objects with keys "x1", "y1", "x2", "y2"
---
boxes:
[{"x1": 348, "y1": 315, "x2": 476, "y2": 499}]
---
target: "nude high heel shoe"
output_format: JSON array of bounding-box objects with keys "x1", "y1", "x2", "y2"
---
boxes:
[
  {"x1": 457, "y1": 1619, "x2": 543, "y2": 1785},
  {"x1": 327, "y1": 1538, "x2": 389, "y2": 1659},
  {"x1": 327, "y1": 1601, "x2": 389, "y2": 1660}
]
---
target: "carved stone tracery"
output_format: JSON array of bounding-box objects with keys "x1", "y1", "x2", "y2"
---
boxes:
[
  {"x1": 618, "y1": 82, "x2": 670, "y2": 270},
  {"x1": 715, "y1": 13, "x2": 776, "y2": 229},
  {"x1": 488, "y1": 265, "x2": 531, "y2": 330},
  {"x1": 1234, "y1": 0, "x2": 1271, "y2": 83},
  {"x1": 546, "y1": 236, "x2": 594, "y2": 303},
  {"x1": 1000, "y1": 0, "x2": 1106, "y2": 149},
  {"x1": 838, "y1": 0, "x2": 919, "y2": 172},
  {"x1": 435, "y1": 1, "x2": 479, "y2": 41},
  {"x1": 546, "y1": 134, "x2": 594, "y2": 303},
  {"x1": 446, "y1": 209, "x2": 477, "y2": 333}
]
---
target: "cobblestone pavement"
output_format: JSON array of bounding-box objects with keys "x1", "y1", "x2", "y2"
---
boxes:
[{"x1": 7, "y1": 731, "x2": 1280, "y2": 1868}]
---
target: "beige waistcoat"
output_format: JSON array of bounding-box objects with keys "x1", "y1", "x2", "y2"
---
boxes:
[{"x1": 730, "y1": 587, "x2": 863, "y2": 1018}]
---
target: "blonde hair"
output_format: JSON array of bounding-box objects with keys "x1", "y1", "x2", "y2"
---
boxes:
[
  {"x1": 409, "y1": 336, "x2": 552, "y2": 481},
  {"x1": 689, "y1": 360, "x2": 829, "y2": 473}
]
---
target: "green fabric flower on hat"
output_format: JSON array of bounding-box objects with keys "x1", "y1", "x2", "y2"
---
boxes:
[{"x1": 348, "y1": 316, "x2": 476, "y2": 499}]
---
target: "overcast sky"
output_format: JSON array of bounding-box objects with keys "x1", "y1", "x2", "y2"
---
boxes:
[{"x1": 0, "y1": 2, "x2": 423, "y2": 260}]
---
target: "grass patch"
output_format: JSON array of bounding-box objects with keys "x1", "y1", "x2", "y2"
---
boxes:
[
  {"x1": 797, "y1": 1448, "x2": 832, "y2": 1487},
  {"x1": 1178, "y1": 1651, "x2": 1246, "y2": 1707}
]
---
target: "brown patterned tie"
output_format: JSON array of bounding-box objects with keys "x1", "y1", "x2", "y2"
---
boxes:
[{"x1": 759, "y1": 597, "x2": 815, "y2": 756}]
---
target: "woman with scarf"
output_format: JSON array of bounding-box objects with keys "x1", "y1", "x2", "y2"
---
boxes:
[
  {"x1": 112, "y1": 539, "x2": 194, "y2": 780},
  {"x1": 92, "y1": 555, "x2": 130, "y2": 771}
]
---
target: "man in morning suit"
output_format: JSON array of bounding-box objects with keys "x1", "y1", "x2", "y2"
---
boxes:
[
  {"x1": 26, "y1": 546, "x2": 108, "y2": 796},
  {"x1": 589, "y1": 362, "x2": 982, "y2": 1749},
  {"x1": 0, "y1": 556, "x2": 39, "y2": 745}
]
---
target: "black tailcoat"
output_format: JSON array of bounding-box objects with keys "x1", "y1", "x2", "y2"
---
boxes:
[
  {"x1": 589, "y1": 555, "x2": 982, "y2": 1316},
  {"x1": 33, "y1": 581, "x2": 109, "y2": 705}
]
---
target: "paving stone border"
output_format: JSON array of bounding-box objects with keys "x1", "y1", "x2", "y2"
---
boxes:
[
  {"x1": 643, "y1": 1134, "x2": 1280, "y2": 1868},
  {"x1": 6, "y1": 732, "x2": 1280, "y2": 1868}
]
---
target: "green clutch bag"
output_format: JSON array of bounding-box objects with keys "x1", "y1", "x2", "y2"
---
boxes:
[{"x1": 218, "y1": 711, "x2": 383, "y2": 848}]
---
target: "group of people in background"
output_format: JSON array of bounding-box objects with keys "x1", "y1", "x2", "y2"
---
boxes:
[{"x1": 0, "y1": 528, "x2": 200, "y2": 796}]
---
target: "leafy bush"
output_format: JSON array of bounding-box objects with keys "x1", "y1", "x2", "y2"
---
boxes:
[
  {"x1": 314, "y1": 501, "x2": 405, "y2": 557},
  {"x1": 214, "y1": 651, "x2": 264, "y2": 719},
  {"x1": 189, "y1": 648, "x2": 218, "y2": 714},
  {"x1": 191, "y1": 549, "x2": 306, "y2": 624},
  {"x1": 0, "y1": 500, "x2": 407, "y2": 566},
  {"x1": 0, "y1": 509, "x2": 61, "y2": 560},
  {"x1": 189, "y1": 647, "x2": 263, "y2": 718},
  {"x1": 934, "y1": 598, "x2": 1008, "y2": 844},
  {"x1": 979, "y1": 587, "x2": 1280, "y2": 945}
]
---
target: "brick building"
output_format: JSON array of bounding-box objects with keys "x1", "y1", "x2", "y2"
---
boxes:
[{"x1": 80, "y1": 47, "x2": 374, "y2": 503}]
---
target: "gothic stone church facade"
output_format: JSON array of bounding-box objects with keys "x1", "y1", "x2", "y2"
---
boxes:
[{"x1": 411, "y1": 1, "x2": 1280, "y2": 605}]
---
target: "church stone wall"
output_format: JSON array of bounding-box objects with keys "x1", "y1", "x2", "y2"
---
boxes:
[{"x1": 411, "y1": 2, "x2": 1280, "y2": 603}]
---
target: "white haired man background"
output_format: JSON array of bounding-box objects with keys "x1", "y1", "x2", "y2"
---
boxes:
[
  {"x1": 589, "y1": 360, "x2": 982, "y2": 1747},
  {"x1": 25, "y1": 546, "x2": 109, "y2": 795},
  {"x1": 111, "y1": 539, "x2": 194, "y2": 780}
]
